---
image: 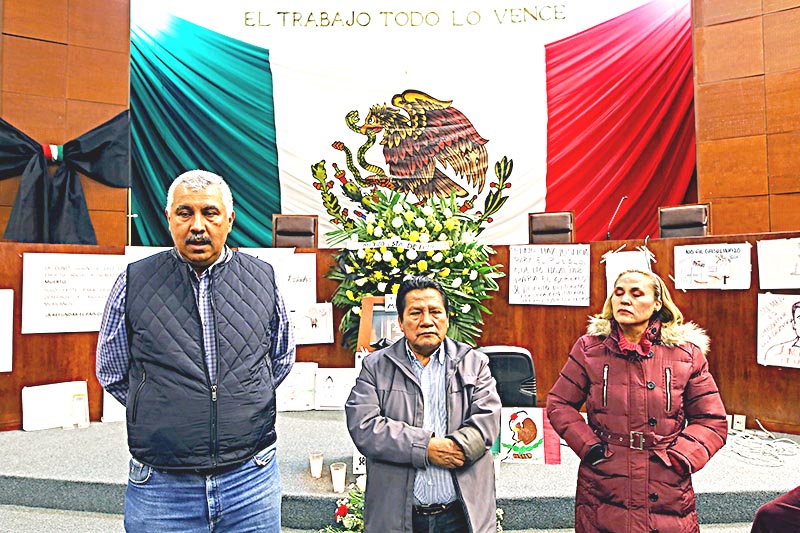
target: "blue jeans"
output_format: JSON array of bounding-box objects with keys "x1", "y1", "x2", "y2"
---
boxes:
[
  {"x1": 124, "y1": 443, "x2": 281, "y2": 533},
  {"x1": 412, "y1": 503, "x2": 469, "y2": 533}
]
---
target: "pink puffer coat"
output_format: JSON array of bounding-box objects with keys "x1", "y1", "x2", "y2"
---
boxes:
[{"x1": 547, "y1": 317, "x2": 727, "y2": 533}]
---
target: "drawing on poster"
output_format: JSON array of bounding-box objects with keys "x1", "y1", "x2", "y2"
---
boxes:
[
  {"x1": 673, "y1": 243, "x2": 751, "y2": 290},
  {"x1": 757, "y1": 293, "x2": 800, "y2": 369},
  {"x1": 499, "y1": 407, "x2": 544, "y2": 463}
]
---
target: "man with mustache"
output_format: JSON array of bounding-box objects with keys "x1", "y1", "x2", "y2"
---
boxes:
[
  {"x1": 346, "y1": 276, "x2": 501, "y2": 532},
  {"x1": 96, "y1": 169, "x2": 295, "y2": 532}
]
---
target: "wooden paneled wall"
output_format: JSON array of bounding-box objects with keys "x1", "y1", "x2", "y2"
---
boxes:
[
  {"x1": 0, "y1": 1, "x2": 798, "y2": 434},
  {"x1": 694, "y1": 1, "x2": 800, "y2": 235},
  {"x1": 1, "y1": 236, "x2": 798, "y2": 434},
  {"x1": 0, "y1": 0, "x2": 130, "y2": 246}
]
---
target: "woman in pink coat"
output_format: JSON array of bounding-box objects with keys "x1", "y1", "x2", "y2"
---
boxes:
[{"x1": 547, "y1": 269, "x2": 727, "y2": 533}]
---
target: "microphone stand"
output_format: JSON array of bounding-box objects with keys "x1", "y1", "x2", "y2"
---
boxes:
[{"x1": 607, "y1": 196, "x2": 628, "y2": 240}]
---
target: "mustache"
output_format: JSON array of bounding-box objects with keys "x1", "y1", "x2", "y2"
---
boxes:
[{"x1": 185, "y1": 235, "x2": 212, "y2": 245}]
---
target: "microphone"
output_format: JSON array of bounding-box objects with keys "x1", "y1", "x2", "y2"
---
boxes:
[{"x1": 606, "y1": 196, "x2": 628, "y2": 240}]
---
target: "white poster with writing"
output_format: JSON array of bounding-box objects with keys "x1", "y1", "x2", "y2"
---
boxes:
[
  {"x1": 757, "y1": 293, "x2": 800, "y2": 369},
  {"x1": 0, "y1": 289, "x2": 13, "y2": 372},
  {"x1": 238, "y1": 248, "x2": 317, "y2": 312},
  {"x1": 508, "y1": 244, "x2": 591, "y2": 306},
  {"x1": 756, "y1": 237, "x2": 800, "y2": 290},
  {"x1": 673, "y1": 243, "x2": 752, "y2": 290},
  {"x1": 21, "y1": 253, "x2": 127, "y2": 334}
]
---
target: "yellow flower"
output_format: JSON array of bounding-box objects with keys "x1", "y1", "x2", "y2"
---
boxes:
[
  {"x1": 439, "y1": 267, "x2": 451, "y2": 278},
  {"x1": 366, "y1": 223, "x2": 375, "y2": 235},
  {"x1": 444, "y1": 218, "x2": 458, "y2": 231},
  {"x1": 346, "y1": 289, "x2": 356, "y2": 301},
  {"x1": 417, "y1": 260, "x2": 428, "y2": 272},
  {"x1": 391, "y1": 283, "x2": 400, "y2": 294},
  {"x1": 433, "y1": 222, "x2": 443, "y2": 232},
  {"x1": 409, "y1": 230, "x2": 420, "y2": 242}
]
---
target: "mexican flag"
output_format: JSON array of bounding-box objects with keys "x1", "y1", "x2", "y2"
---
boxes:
[{"x1": 130, "y1": 0, "x2": 693, "y2": 246}]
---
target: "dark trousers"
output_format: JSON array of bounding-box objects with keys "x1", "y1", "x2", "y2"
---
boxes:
[
  {"x1": 751, "y1": 486, "x2": 800, "y2": 533},
  {"x1": 412, "y1": 502, "x2": 468, "y2": 533}
]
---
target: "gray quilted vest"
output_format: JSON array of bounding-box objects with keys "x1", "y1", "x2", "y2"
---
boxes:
[{"x1": 125, "y1": 249, "x2": 278, "y2": 470}]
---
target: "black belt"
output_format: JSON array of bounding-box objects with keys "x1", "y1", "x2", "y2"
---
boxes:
[
  {"x1": 413, "y1": 501, "x2": 460, "y2": 516},
  {"x1": 189, "y1": 461, "x2": 245, "y2": 476}
]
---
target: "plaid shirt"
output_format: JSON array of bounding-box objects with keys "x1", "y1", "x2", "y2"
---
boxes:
[{"x1": 96, "y1": 247, "x2": 295, "y2": 405}]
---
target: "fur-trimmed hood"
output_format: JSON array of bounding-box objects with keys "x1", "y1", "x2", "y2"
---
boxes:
[{"x1": 586, "y1": 315, "x2": 710, "y2": 355}]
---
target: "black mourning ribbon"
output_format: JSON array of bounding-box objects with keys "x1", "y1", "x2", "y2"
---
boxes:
[{"x1": 0, "y1": 110, "x2": 130, "y2": 244}]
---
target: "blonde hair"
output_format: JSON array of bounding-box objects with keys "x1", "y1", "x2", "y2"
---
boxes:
[{"x1": 597, "y1": 269, "x2": 683, "y2": 328}]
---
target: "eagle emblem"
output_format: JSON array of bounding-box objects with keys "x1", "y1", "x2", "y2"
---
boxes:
[
  {"x1": 311, "y1": 88, "x2": 513, "y2": 231},
  {"x1": 359, "y1": 90, "x2": 489, "y2": 200}
]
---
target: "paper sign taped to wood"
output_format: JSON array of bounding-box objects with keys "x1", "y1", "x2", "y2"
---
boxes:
[
  {"x1": 673, "y1": 243, "x2": 752, "y2": 290},
  {"x1": 756, "y1": 237, "x2": 800, "y2": 290},
  {"x1": 509, "y1": 245, "x2": 591, "y2": 306}
]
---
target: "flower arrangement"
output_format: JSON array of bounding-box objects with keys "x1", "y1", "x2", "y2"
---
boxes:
[
  {"x1": 319, "y1": 483, "x2": 505, "y2": 532},
  {"x1": 313, "y1": 157, "x2": 514, "y2": 350},
  {"x1": 319, "y1": 484, "x2": 364, "y2": 533}
]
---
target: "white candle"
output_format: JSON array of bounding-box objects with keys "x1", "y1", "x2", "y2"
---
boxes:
[
  {"x1": 309, "y1": 452, "x2": 324, "y2": 478},
  {"x1": 330, "y1": 462, "x2": 347, "y2": 493}
]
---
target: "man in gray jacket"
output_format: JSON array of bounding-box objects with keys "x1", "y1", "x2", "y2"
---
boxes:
[{"x1": 346, "y1": 276, "x2": 501, "y2": 533}]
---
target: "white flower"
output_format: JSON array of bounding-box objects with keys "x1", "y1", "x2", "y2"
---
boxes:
[
  {"x1": 373, "y1": 226, "x2": 384, "y2": 237},
  {"x1": 392, "y1": 203, "x2": 404, "y2": 214},
  {"x1": 365, "y1": 213, "x2": 376, "y2": 224},
  {"x1": 373, "y1": 252, "x2": 382, "y2": 263},
  {"x1": 452, "y1": 277, "x2": 463, "y2": 288},
  {"x1": 461, "y1": 303, "x2": 471, "y2": 313},
  {"x1": 406, "y1": 249, "x2": 418, "y2": 260},
  {"x1": 382, "y1": 250, "x2": 393, "y2": 261},
  {"x1": 355, "y1": 278, "x2": 367, "y2": 287},
  {"x1": 469, "y1": 270, "x2": 478, "y2": 281},
  {"x1": 443, "y1": 207, "x2": 453, "y2": 218},
  {"x1": 462, "y1": 230, "x2": 477, "y2": 243},
  {"x1": 414, "y1": 217, "x2": 426, "y2": 228},
  {"x1": 344, "y1": 264, "x2": 353, "y2": 274},
  {"x1": 454, "y1": 252, "x2": 464, "y2": 262},
  {"x1": 438, "y1": 233, "x2": 448, "y2": 241},
  {"x1": 391, "y1": 216, "x2": 403, "y2": 228},
  {"x1": 432, "y1": 252, "x2": 444, "y2": 263},
  {"x1": 353, "y1": 306, "x2": 362, "y2": 315},
  {"x1": 377, "y1": 281, "x2": 387, "y2": 292},
  {"x1": 419, "y1": 232, "x2": 430, "y2": 243},
  {"x1": 422, "y1": 205, "x2": 435, "y2": 216},
  {"x1": 349, "y1": 233, "x2": 359, "y2": 243},
  {"x1": 357, "y1": 249, "x2": 366, "y2": 259}
]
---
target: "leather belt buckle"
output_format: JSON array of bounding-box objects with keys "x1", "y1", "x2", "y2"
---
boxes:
[
  {"x1": 413, "y1": 501, "x2": 456, "y2": 516},
  {"x1": 630, "y1": 431, "x2": 645, "y2": 450}
]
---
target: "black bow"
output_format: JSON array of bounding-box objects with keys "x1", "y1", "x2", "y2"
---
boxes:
[{"x1": 0, "y1": 110, "x2": 130, "y2": 244}]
